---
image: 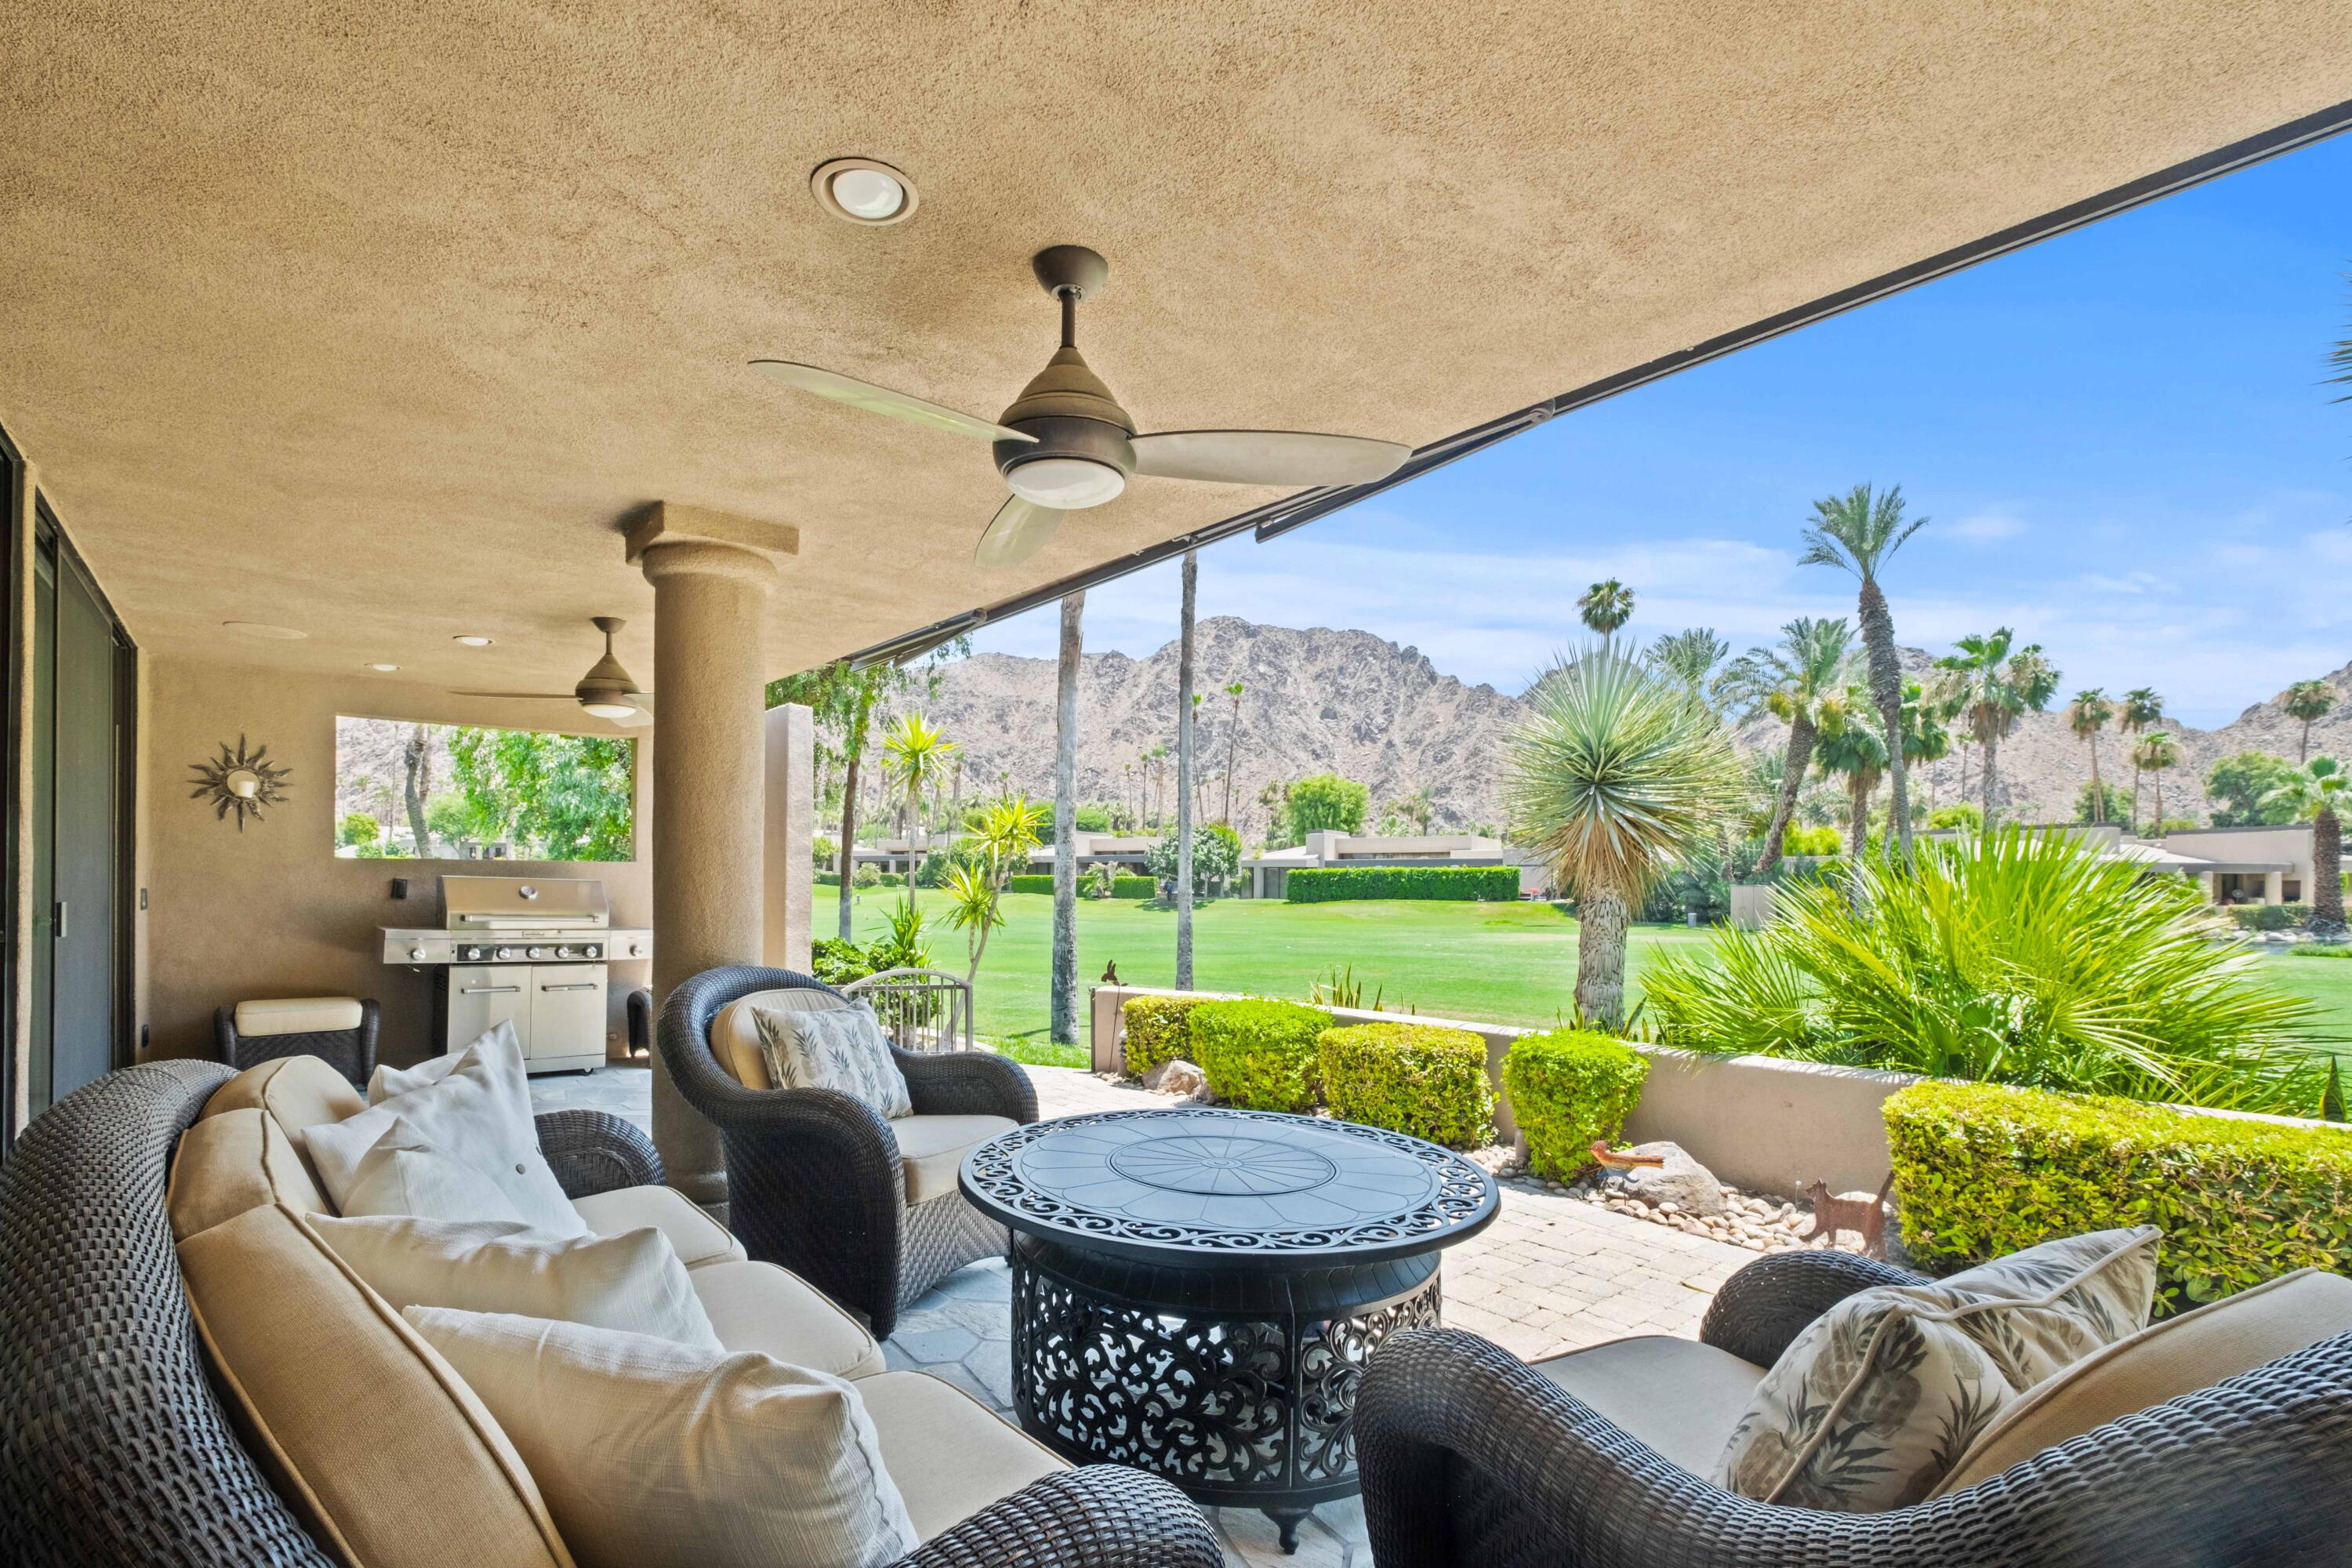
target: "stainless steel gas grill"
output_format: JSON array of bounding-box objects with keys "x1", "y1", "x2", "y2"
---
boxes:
[{"x1": 380, "y1": 875, "x2": 652, "y2": 1076}]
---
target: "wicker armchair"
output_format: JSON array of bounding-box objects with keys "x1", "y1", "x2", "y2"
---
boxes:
[
  {"x1": 0, "y1": 1060, "x2": 1218, "y2": 1568},
  {"x1": 214, "y1": 996, "x2": 379, "y2": 1086},
  {"x1": 1356, "y1": 1250, "x2": 2352, "y2": 1567},
  {"x1": 658, "y1": 964, "x2": 1039, "y2": 1339}
]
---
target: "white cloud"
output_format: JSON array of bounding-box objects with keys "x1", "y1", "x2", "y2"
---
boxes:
[{"x1": 1947, "y1": 511, "x2": 2027, "y2": 542}]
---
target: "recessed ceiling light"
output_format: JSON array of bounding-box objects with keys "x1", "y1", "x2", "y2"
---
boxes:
[
  {"x1": 452, "y1": 635, "x2": 494, "y2": 647},
  {"x1": 223, "y1": 620, "x2": 307, "y2": 641},
  {"x1": 811, "y1": 158, "x2": 916, "y2": 225},
  {"x1": 364, "y1": 662, "x2": 400, "y2": 672}
]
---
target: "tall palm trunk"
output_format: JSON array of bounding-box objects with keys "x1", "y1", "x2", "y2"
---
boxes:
[
  {"x1": 1980, "y1": 726, "x2": 2001, "y2": 827},
  {"x1": 1847, "y1": 771, "x2": 1874, "y2": 860},
  {"x1": 2129, "y1": 757, "x2": 2143, "y2": 835},
  {"x1": 1174, "y1": 552, "x2": 1197, "y2": 989},
  {"x1": 1858, "y1": 580, "x2": 1911, "y2": 855},
  {"x1": 2314, "y1": 807, "x2": 2346, "y2": 937},
  {"x1": 1574, "y1": 882, "x2": 1632, "y2": 1026},
  {"x1": 1222, "y1": 690, "x2": 1242, "y2": 824},
  {"x1": 401, "y1": 724, "x2": 433, "y2": 855},
  {"x1": 837, "y1": 720, "x2": 869, "y2": 941},
  {"x1": 2085, "y1": 735, "x2": 2104, "y2": 823},
  {"x1": 1752, "y1": 713, "x2": 1817, "y2": 876},
  {"x1": 1051, "y1": 593, "x2": 1084, "y2": 1045}
]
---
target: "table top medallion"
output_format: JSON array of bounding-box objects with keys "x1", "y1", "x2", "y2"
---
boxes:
[{"x1": 961, "y1": 1107, "x2": 1499, "y2": 1266}]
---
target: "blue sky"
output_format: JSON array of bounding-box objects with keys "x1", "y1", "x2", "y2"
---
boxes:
[{"x1": 972, "y1": 132, "x2": 2352, "y2": 728}]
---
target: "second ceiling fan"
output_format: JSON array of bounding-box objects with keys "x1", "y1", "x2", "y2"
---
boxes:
[
  {"x1": 452, "y1": 616, "x2": 652, "y2": 727},
  {"x1": 753, "y1": 245, "x2": 1413, "y2": 568}
]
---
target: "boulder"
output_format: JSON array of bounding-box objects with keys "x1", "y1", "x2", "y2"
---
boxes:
[
  {"x1": 1619, "y1": 1142, "x2": 1727, "y2": 1218},
  {"x1": 1145, "y1": 1058, "x2": 1207, "y2": 1097}
]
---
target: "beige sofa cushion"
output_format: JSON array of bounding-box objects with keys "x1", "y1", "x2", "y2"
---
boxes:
[
  {"x1": 177, "y1": 1204, "x2": 574, "y2": 1568},
  {"x1": 200, "y1": 1054, "x2": 365, "y2": 1188},
  {"x1": 690, "y1": 1259, "x2": 886, "y2": 1379},
  {"x1": 572, "y1": 1185, "x2": 746, "y2": 1269},
  {"x1": 234, "y1": 996, "x2": 364, "y2": 1036},
  {"x1": 1937, "y1": 1267, "x2": 2352, "y2": 1494},
  {"x1": 858, "y1": 1370, "x2": 1065, "y2": 1541},
  {"x1": 893, "y1": 1115, "x2": 1018, "y2": 1205},
  {"x1": 168, "y1": 1107, "x2": 329, "y2": 1240},
  {"x1": 1531, "y1": 1336, "x2": 1768, "y2": 1476},
  {"x1": 711, "y1": 987, "x2": 849, "y2": 1090}
]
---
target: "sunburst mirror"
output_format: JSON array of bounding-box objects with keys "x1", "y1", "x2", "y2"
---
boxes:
[{"x1": 190, "y1": 734, "x2": 291, "y2": 831}]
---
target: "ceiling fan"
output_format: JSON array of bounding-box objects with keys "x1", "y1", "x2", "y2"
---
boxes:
[
  {"x1": 452, "y1": 616, "x2": 652, "y2": 727},
  {"x1": 752, "y1": 245, "x2": 1414, "y2": 569}
]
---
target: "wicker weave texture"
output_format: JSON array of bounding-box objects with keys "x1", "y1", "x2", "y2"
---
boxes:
[
  {"x1": 537, "y1": 1108, "x2": 666, "y2": 1198},
  {"x1": 897, "y1": 1465, "x2": 1221, "y2": 1568},
  {"x1": 1357, "y1": 1251, "x2": 2352, "y2": 1567},
  {"x1": 213, "y1": 1000, "x2": 379, "y2": 1087}
]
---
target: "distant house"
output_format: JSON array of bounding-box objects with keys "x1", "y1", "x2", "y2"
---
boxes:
[
  {"x1": 831, "y1": 830, "x2": 955, "y2": 878},
  {"x1": 1240, "y1": 831, "x2": 1537, "y2": 899},
  {"x1": 1022, "y1": 832, "x2": 1157, "y2": 874},
  {"x1": 1922, "y1": 821, "x2": 2320, "y2": 906}
]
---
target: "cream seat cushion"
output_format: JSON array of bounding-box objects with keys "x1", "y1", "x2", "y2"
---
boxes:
[
  {"x1": 711, "y1": 987, "x2": 849, "y2": 1090},
  {"x1": 893, "y1": 1115, "x2": 1018, "y2": 1205},
  {"x1": 234, "y1": 996, "x2": 365, "y2": 1036},
  {"x1": 858, "y1": 1370, "x2": 1066, "y2": 1541},
  {"x1": 572, "y1": 1184, "x2": 746, "y2": 1269},
  {"x1": 168, "y1": 1107, "x2": 329, "y2": 1240},
  {"x1": 1936, "y1": 1266, "x2": 2352, "y2": 1494},
  {"x1": 178, "y1": 1203, "x2": 574, "y2": 1568},
  {"x1": 406, "y1": 1308, "x2": 918, "y2": 1568},
  {"x1": 200, "y1": 1054, "x2": 365, "y2": 1189},
  {"x1": 690, "y1": 1259, "x2": 885, "y2": 1379},
  {"x1": 1530, "y1": 1336, "x2": 1768, "y2": 1476}
]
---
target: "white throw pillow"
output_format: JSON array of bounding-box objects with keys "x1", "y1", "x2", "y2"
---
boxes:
[
  {"x1": 752, "y1": 1002, "x2": 911, "y2": 1119},
  {"x1": 307, "y1": 1028, "x2": 585, "y2": 1237},
  {"x1": 334, "y1": 1118, "x2": 534, "y2": 1225},
  {"x1": 367, "y1": 1024, "x2": 504, "y2": 1105},
  {"x1": 308, "y1": 1214, "x2": 720, "y2": 1350},
  {"x1": 404, "y1": 1308, "x2": 918, "y2": 1568},
  {"x1": 1712, "y1": 1226, "x2": 2160, "y2": 1511}
]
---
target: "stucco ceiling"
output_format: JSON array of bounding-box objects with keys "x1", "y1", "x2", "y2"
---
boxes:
[{"x1": 1, "y1": 1, "x2": 2346, "y2": 697}]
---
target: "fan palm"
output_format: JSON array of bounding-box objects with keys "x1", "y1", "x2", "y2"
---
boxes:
[
  {"x1": 1643, "y1": 627, "x2": 1730, "y2": 712},
  {"x1": 1721, "y1": 617, "x2": 1853, "y2": 877},
  {"x1": 2134, "y1": 731, "x2": 2179, "y2": 838},
  {"x1": 2263, "y1": 755, "x2": 2351, "y2": 939},
  {"x1": 1801, "y1": 484, "x2": 1929, "y2": 854},
  {"x1": 2120, "y1": 688, "x2": 2164, "y2": 833},
  {"x1": 2064, "y1": 688, "x2": 2116, "y2": 825},
  {"x1": 1811, "y1": 685, "x2": 1888, "y2": 862},
  {"x1": 2285, "y1": 679, "x2": 2337, "y2": 764},
  {"x1": 1506, "y1": 648, "x2": 1740, "y2": 1026},
  {"x1": 1936, "y1": 630, "x2": 2058, "y2": 827},
  {"x1": 1577, "y1": 579, "x2": 1635, "y2": 644}
]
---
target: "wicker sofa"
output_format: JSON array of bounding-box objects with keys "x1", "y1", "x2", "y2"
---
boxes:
[
  {"x1": 658, "y1": 964, "x2": 1036, "y2": 1338},
  {"x1": 0, "y1": 1058, "x2": 1219, "y2": 1568},
  {"x1": 1356, "y1": 1250, "x2": 2352, "y2": 1567}
]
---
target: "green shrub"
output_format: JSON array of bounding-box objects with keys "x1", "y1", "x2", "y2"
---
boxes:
[
  {"x1": 1926, "y1": 804, "x2": 1983, "y2": 832},
  {"x1": 1112, "y1": 875, "x2": 1156, "y2": 898},
  {"x1": 1286, "y1": 866, "x2": 1520, "y2": 903},
  {"x1": 1319, "y1": 1023, "x2": 1494, "y2": 1148},
  {"x1": 1191, "y1": 999, "x2": 1335, "y2": 1111},
  {"x1": 1781, "y1": 822, "x2": 1842, "y2": 856},
  {"x1": 851, "y1": 862, "x2": 881, "y2": 888},
  {"x1": 2229, "y1": 903, "x2": 2310, "y2": 931},
  {"x1": 1122, "y1": 994, "x2": 1214, "y2": 1078},
  {"x1": 1885, "y1": 1079, "x2": 2352, "y2": 1312},
  {"x1": 1501, "y1": 1029, "x2": 1649, "y2": 1180},
  {"x1": 810, "y1": 936, "x2": 873, "y2": 988},
  {"x1": 1004, "y1": 872, "x2": 1155, "y2": 898}
]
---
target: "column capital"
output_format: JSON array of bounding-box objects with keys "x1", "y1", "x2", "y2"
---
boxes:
[{"x1": 625, "y1": 502, "x2": 797, "y2": 573}]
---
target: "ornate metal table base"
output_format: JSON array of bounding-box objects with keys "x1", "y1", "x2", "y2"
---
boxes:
[{"x1": 1010, "y1": 1233, "x2": 1442, "y2": 1551}]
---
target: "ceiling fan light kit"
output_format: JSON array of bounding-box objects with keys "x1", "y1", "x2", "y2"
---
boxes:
[
  {"x1": 449, "y1": 615, "x2": 653, "y2": 727},
  {"x1": 752, "y1": 243, "x2": 1411, "y2": 569}
]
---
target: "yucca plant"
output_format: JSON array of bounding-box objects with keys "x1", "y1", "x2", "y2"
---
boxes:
[
  {"x1": 1642, "y1": 826, "x2": 2324, "y2": 1112},
  {"x1": 1507, "y1": 648, "x2": 1741, "y2": 1028}
]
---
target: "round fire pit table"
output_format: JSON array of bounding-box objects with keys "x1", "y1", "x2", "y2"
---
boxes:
[{"x1": 960, "y1": 1106, "x2": 1498, "y2": 1552}]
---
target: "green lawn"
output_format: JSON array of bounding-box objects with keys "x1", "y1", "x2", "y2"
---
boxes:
[
  {"x1": 838, "y1": 891, "x2": 1718, "y2": 1065},
  {"x1": 2250, "y1": 949, "x2": 2352, "y2": 1064}
]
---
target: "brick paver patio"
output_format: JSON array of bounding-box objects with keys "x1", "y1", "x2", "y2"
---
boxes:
[{"x1": 536, "y1": 1061, "x2": 1755, "y2": 1566}]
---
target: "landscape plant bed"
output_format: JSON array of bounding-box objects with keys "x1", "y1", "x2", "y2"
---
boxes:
[{"x1": 1483, "y1": 1148, "x2": 1881, "y2": 1256}]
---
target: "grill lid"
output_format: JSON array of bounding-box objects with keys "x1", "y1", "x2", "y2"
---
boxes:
[{"x1": 439, "y1": 875, "x2": 610, "y2": 930}]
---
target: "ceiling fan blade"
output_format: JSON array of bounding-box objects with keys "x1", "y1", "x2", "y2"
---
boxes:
[
  {"x1": 612, "y1": 703, "x2": 654, "y2": 729},
  {"x1": 974, "y1": 495, "x2": 1063, "y2": 570},
  {"x1": 750, "y1": 361, "x2": 1036, "y2": 445},
  {"x1": 449, "y1": 691, "x2": 574, "y2": 700},
  {"x1": 1129, "y1": 430, "x2": 1410, "y2": 487}
]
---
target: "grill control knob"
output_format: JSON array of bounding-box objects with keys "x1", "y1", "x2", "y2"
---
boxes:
[
  {"x1": 583, "y1": 944, "x2": 601, "y2": 959},
  {"x1": 527, "y1": 946, "x2": 546, "y2": 960},
  {"x1": 495, "y1": 946, "x2": 516, "y2": 961},
  {"x1": 408, "y1": 946, "x2": 428, "y2": 962}
]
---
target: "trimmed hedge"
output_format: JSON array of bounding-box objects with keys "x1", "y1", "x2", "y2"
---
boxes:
[
  {"x1": 1886, "y1": 1079, "x2": 2352, "y2": 1313},
  {"x1": 1286, "y1": 866, "x2": 1522, "y2": 903},
  {"x1": 1191, "y1": 999, "x2": 1335, "y2": 1112},
  {"x1": 1005, "y1": 873, "x2": 1156, "y2": 898},
  {"x1": 2229, "y1": 903, "x2": 2310, "y2": 932},
  {"x1": 1319, "y1": 1022, "x2": 1494, "y2": 1149},
  {"x1": 1122, "y1": 994, "x2": 1214, "y2": 1079},
  {"x1": 1501, "y1": 1029, "x2": 1649, "y2": 1181}
]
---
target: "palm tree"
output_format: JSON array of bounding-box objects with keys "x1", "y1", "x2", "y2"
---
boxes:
[
  {"x1": 1051, "y1": 592, "x2": 1084, "y2": 1046},
  {"x1": 2120, "y1": 688, "x2": 2165, "y2": 833},
  {"x1": 1643, "y1": 628, "x2": 1730, "y2": 713},
  {"x1": 2064, "y1": 688, "x2": 2115, "y2": 824},
  {"x1": 1901, "y1": 678, "x2": 1951, "y2": 809},
  {"x1": 878, "y1": 711, "x2": 956, "y2": 837},
  {"x1": 1720, "y1": 617, "x2": 1853, "y2": 876},
  {"x1": 1174, "y1": 550, "x2": 1198, "y2": 989},
  {"x1": 1221, "y1": 681, "x2": 1244, "y2": 824},
  {"x1": 2266, "y1": 756, "x2": 2351, "y2": 940},
  {"x1": 2135, "y1": 730, "x2": 2179, "y2": 838},
  {"x1": 1810, "y1": 684, "x2": 1887, "y2": 862},
  {"x1": 1506, "y1": 648, "x2": 1739, "y2": 1025},
  {"x1": 943, "y1": 795, "x2": 1049, "y2": 985},
  {"x1": 1936, "y1": 630, "x2": 2057, "y2": 827},
  {"x1": 1576, "y1": 579, "x2": 1635, "y2": 644},
  {"x1": 1800, "y1": 484, "x2": 1929, "y2": 855},
  {"x1": 2286, "y1": 679, "x2": 2337, "y2": 764}
]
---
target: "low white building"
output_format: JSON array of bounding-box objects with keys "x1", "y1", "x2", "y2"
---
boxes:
[
  {"x1": 1240, "y1": 831, "x2": 1534, "y2": 899},
  {"x1": 1920, "y1": 821, "x2": 2319, "y2": 906},
  {"x1": 1022, "y1": 832, "x2": 1157, "y2": 873}
]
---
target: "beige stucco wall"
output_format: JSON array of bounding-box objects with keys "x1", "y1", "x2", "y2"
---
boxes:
[{"x1": 140, "y1": 654, "x2": 652, "y2": 1068}]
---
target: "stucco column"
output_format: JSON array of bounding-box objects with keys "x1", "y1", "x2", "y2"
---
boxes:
[
  {"x1": 2266, "y1": 869, "x2": 2285, "y2": 906},
  {"x1": 762, "y1": 702, "x2": 815, "y2": 975},
  {"x1": 640, "y1": 537, "x2": 778, "y2": 1207}
]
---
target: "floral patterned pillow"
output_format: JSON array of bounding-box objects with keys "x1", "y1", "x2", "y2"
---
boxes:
[
  {"x1": 751, "y1": 1001, "x2": 912, "y2": 1120},
  {"x1": 1711, "y1": 1225, "x2": 2160, "y2": 1512}
]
